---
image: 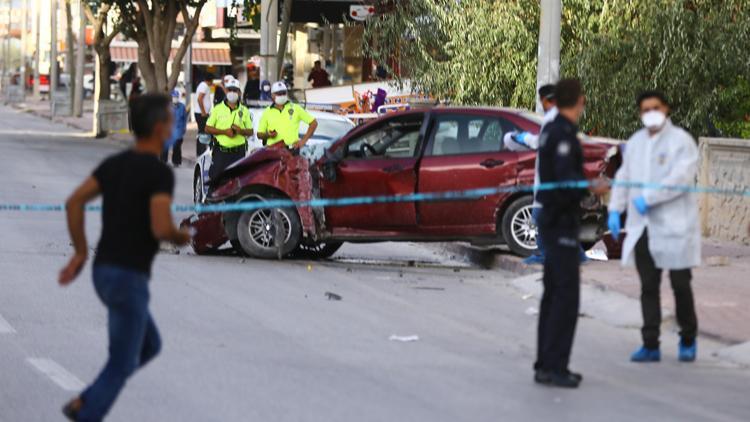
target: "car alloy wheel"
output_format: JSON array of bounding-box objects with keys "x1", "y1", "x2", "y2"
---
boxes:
[
  {"x1": 510, "y1": 205, "x2": 538, "y2": 251},
  {"x1": 246, "y1": 208, "x2": 292, "y2": 249}
]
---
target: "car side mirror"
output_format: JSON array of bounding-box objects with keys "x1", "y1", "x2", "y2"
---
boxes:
[{"x1": 322, "y1": 160, "x2": 338, "y2": 182}]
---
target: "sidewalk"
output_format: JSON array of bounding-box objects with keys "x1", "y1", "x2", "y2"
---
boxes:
[{"x1": 581, "y1": 238, "x2": 750, "y2": 344}]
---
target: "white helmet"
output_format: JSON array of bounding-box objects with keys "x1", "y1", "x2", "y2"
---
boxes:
[
  {"x1": 225, "y1": 78, "x2": 242, "y2": 90},
  {"x1": 271, "y1": 81, "x2": 288, "y2": 94},
  {"x1": 222, "y1": 75, "x2": 236, "y2": 85}
]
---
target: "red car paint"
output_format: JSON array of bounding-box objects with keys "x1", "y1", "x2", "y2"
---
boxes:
[{"x1": 183, "y1": 108, "x2": 615, "y2": 255}]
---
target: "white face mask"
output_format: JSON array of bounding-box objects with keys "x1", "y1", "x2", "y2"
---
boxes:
[
  {"x1": 226, "y1": 92, "x2": 240, "y2": 104},
  {"x1": 172, "y1": 97, "x2": 179, "y2": 104},
  {"x1": 641, "y1": 110, "x2": 667, "y2": 130},
  {"x1": 274, "y1": 95, "x2": 288, "y2": 105},
  {"x1": 263, "y1": 85, "x2": 271, "y2": 92}
]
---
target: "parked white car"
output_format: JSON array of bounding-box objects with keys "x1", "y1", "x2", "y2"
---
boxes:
[{"x1": 193, "y1": 108, "x2": 355, "y2": 203}]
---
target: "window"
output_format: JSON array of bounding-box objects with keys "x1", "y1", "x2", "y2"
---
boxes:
[
  {"x1": 428, "y1": 114, "x2": 516, "y2": 156},
  {"x1": 347, "y1": 115, "x2": 423, "y2": 159}
]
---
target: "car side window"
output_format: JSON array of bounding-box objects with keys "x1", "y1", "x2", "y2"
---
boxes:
[
  {"x1": 428, "y1": 115, "x2": 517, "y2": 156},
  {"x1": 346, "y1": 119, "x2": 422, "y2": 159}
]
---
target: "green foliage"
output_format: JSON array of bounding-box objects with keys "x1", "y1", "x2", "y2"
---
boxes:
[{"x1": 365, "y1": 0, "x2": 750, "y2": 139}]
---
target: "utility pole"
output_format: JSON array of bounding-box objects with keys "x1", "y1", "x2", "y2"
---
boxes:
[
  {"x1": 50, "y1": 0, "x2": 58, "y2": 98},
  {"x1": 260, "y1": 0, "x2": 278, "y2": 83},
  {"x1": 73, "y1": 0, "x2": 84, "y2": 116},
  {"x1": 33, "y1": 0, "x2": 40, "y2": 96},
  {"x1": 21, "y1": 0, "x2": 28, "y2": 97},
  {"x1": 535, "y1": 0, "x2": 561, "y2": 113}
]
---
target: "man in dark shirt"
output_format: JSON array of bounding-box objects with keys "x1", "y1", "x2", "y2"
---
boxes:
[
  {"x1": 533, "y1": 78, "x2": 608, "y2": 388},
  {"x1": 307, "y1": 60, "x2": 331, "y2": 88},
  {"x1": 243, "y1": 65, "x2": 262, "y2": 105},
  {"x1": 59, "y1": 94, "x2": 191, "y2": 421}
]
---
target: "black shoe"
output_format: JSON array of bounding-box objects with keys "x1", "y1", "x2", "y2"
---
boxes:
[
  {"x1": 62, "y1": 397, "x2": 82, "y2": 421},
  {"x1": 534, "y1": 370, "x2": 580, "y2": 388},
  {"x1": 564, "y1": 369, "x2": 583, "y2": 382}
]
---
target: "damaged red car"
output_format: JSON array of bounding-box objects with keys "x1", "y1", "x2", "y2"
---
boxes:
[{"x1": 182, "y1": 108, "x2": 619, "y2": 259}]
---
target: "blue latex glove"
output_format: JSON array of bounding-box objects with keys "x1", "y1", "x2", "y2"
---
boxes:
[
  {"x1": 607, "y1": 211, "x2": 621, "y2": 241},
  {"x1": 633, "y1": 196, "x2": 649, "y2": 215},
  {"x1": 513, "y1": 132, "x2": 530, "y2": 146}
]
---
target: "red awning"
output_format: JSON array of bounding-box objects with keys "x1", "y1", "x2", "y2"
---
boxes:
[{"x1": 110, "y1": 44, "x2": 231, "y2": 66}]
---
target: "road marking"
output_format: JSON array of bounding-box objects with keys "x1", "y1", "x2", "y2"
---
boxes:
[
  {"x1": 0, "y1": 313, "x2": 16, "y2": 334},
  {"x1": 26, "y1": 358, "x2": 85, "y2": 392}
]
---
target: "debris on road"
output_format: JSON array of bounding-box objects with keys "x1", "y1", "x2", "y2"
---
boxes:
[
  {"x1": 585, "y1": 249, "x2": 609, "y2": 261},
  {"x1": 413, "y1": 287, "x2": 446, "y2": 291},
  {"x1": 705, "y1": 256, "x2": 730, "y2": 267},
  {"x1": 389, "y1": 335, "x2": 420, "y2": 342},
  {"x1": 325, "y1": 292, "x2": 343, "y2": 301},
  {"x1": 307, "y1": 264, "x2": 313, "y2": 272},
  {"x1": 521, "y1": 293, "x2": 534, "y2": 300}
]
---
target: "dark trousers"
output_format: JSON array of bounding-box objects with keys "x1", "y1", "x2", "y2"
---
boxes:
[
  {"x1": 535, "y1": 224, "x2": 581, "y2": 373},
  {"x1": 209, "y1": 148, "x2": 246, "y2": 180},
  {"x1": 78, "y1": 265, "x2": 161, "y2": 422},
  {"x1": 160, "y1": 138, "x2": 183, "y2": 166},
  {"x1": 635, "y1": 230, "x2": 698, "y2": 349},
  {"x1": 195, "y1": 113, "x2": 208, "y2": 157}
]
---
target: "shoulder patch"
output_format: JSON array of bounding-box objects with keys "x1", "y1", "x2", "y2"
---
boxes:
[{"x1": 557, "y1": 141, "x2": 571, "y2": 156}]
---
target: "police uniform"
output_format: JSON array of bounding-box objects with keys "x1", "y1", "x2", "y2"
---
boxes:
[
  {"x1": 207, "y1": 101, "x2": 252, "y2": 180},
  {"x1": 258, "y1": 102, "x2": 315, "y2": 148},
  {"x1": 534, "y1": 113, "x2": 588, "y2": 375}
]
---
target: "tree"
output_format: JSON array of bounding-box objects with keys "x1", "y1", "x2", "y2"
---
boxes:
[
  {"x1": 83, "y1": 0, "x2": 121, "y2": 101},
  {"x1": 364, "y1": 0, "x2": 750, "y2": 138},
  {"x1": 115, "y1": 0, "x2": 207, "y2": 93}
]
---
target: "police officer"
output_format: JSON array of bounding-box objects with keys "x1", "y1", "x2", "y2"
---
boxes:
[
  {"x1": 205, "y1": 78, "x2": 253, "y2": 180},
  {"x1": 534, "y1": 79, "x2": 609, "y2": 388},
  {"x1": 257, "y1": 82, "x2": 318, "y2": 149}
]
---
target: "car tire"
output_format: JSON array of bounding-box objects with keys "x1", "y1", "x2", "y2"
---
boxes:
[
  {"x1": 193, "y1": 172, "x2": 203, "y2": 204},
  {"x1": 292, "y1": 242, "x2": 344, "y2": 260},
  {"x1": 235, "y1": 196, "x2": 302, "y2": 259},
  {"x1": 501, "y1": 196, "x2": 539, "y2": 257}
]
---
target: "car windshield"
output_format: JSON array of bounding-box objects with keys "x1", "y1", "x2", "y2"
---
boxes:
[{"x1": 301, "y1": 119, "x2": 353, "y2": 141}]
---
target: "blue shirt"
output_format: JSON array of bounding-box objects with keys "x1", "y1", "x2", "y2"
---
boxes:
[{"x1": 170, "y1": 102, "x2": 188, "y2": 143}]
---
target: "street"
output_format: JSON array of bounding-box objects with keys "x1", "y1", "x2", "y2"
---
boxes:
[{"x1": 0, "y1": 104, "x2": 748, "y2": 421}]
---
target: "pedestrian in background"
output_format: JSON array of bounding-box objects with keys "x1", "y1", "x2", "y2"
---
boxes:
[
  {"x1": 608, "y1": 90, "x2": 700, "y2": 363},
  {"x1": 243, "y1": 65, "x2": 261, "y2": 105},
  {"x1": 308, "y1": 60, "x2": 331, "y2": 88},
  {"x1": 534, "y1": 78, "x2": 609, "y2": 388},
  {"x1": 194, "y1": 73, "x2": 214, "y2": 157},
  {"x1": 59, "y1": 94, "x2": 191, "y2": 421},
  {"x1": 161, "y1": 89, "x2": 187, "y2": 167}
]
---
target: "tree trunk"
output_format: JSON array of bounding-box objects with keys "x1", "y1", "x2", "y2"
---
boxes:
[
  {"x1": 276, "y1": 0, "x2": 293, "y2": 79},
  {"x1": 94, "y1": 44, "x2": 112, "y2": 100}
]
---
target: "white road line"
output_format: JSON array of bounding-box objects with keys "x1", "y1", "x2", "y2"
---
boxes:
[
  {"x1": 26, "y1": 358, "x2": 85, "y2": 392},
  {"x1": 0, "y1": 313, "x2": 16, "y2": 334}
]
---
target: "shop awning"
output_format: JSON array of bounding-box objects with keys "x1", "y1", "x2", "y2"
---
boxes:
[{"x1": 109, "y1": 41, "x2": 232, "y2": 66}]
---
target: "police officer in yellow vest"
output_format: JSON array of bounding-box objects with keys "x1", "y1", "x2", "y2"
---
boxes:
[
  {"x1": 257, "y1": 81, "x2": 318, "y2": 149},
  {"x1": 205, "y1": 78, "x2": 253, "y2": 179}
]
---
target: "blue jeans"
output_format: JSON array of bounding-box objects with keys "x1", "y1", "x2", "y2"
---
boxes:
[{"x1": 78, "y1": 265, "x2": 161, "y2": 422}]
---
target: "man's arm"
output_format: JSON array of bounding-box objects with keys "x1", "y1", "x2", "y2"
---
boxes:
[
  {"x1": 59, "y1": 177, "x2": 101, "y2": 286},
  {"x1": 150, "y1": 194, "x2": 191, "y2": 245},
  {"x1": 206, "y1": 124, "x2": 234, "y2": 137},
  {"x1": 256, "y1": 114, "x2": 277, "y2": 141},
  {"x1": 298, "y1": 119, "x2": 318, "y2": 148}
]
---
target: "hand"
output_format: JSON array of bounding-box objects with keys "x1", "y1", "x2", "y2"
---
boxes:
[
  {"x1": 633, "y1": 196, "x2": 649, "y2": 215},
  {"x1": 513, "y1": 132, "x2": 530, "y2": 144},
  {"x1": 201, "y1": 111, "x2": 208, "y2": 118},
  {"x1": 589, "y1": 177, "x2": 611, "y2": 196},
  {"x1": 59, "y1": 253, "x2": 87, "y2": 286},
  {"x1": 268, "y1": 130, "x2": 278, "y2": 138},
  {"x1": 232, "y1": 124, "x2": 243, "y2": 135},
  {"x1": 225, "y1": 128, "x2": 236, "y2": 137},
  {"x1": 607, "y1": 211, "x2": 622, "y2": 241}
]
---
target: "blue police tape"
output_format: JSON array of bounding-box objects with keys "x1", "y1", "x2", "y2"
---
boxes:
[{"x1": 0, "y1": 180, "x2": 748, "y2": 214}]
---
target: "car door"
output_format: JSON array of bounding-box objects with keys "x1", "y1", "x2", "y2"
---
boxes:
[
  {"x1": 320, "y1": 113, "x2": 425, "y2": 231},
  {"x1": 417, "y1": 112, "x2": 520, "y2": 235}
]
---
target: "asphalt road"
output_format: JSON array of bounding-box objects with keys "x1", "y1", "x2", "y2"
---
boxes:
[{"x1": 1, "y1": 105, "x2": 749, "y2": 422}]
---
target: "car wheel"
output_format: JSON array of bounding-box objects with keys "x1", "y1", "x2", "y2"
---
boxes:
[
  {"x1": 501, "y1": 196, "x2": 539, "y2": 257},
  {"x1": 236, "y1": 197, "x2": 302, "y2": 259},
  {"x1": 293, "y1": 242, "x2": 344, "y2": 260},
  {"x1": 193, "y1": 172, "x2": 203, "y2": 204}
]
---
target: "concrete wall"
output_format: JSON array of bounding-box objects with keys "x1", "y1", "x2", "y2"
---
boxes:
[{"x1": 698, "y1": 137, "x2": 750, "y2": 244}]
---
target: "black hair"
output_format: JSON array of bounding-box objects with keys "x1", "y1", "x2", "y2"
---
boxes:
[
  {"x1": 637, "y1": 90, "x2": 670, "y2": 108},
  {"x1": 538, "y1": 84, "x2": 556, "y2": 101},
  {"x1": 129, "y1": 93, "x2": 172, "y2": 139},
  {"x1": 554, "y1": 78, "x2": 583, "y2": 108},
  {"x1": 204, "y1": 72, "x2": 214, "y2": 81}
]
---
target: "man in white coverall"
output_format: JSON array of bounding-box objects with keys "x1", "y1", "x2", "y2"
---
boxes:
[{"x1": 608, "y1": 90, "x2": 700, "y2": 363}]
